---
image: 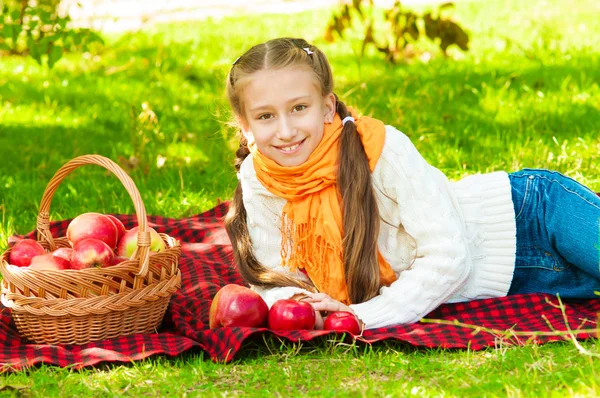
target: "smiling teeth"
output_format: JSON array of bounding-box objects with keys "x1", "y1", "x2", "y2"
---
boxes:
[{"x1": 280, "y1": 143, "x2": 300, "y2": 152}]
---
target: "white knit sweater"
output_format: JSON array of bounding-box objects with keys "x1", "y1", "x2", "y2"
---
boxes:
[{"x1": 239, "y1": 125, "x2": 517, "y2": 329}]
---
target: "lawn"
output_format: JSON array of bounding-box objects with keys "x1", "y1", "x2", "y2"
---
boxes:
[{"x1": 1, "y1": 0, "x2": 600, "y2": 396}]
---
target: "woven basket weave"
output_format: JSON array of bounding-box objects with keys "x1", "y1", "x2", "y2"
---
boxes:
[{"x1": 0, "y1": 155, "x2": 182, "y2": 345}]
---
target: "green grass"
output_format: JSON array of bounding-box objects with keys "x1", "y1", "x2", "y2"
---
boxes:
[
  {"x1": 1, "y1": 0, "x2": 600, "y2": 395},
  {"x1": 1, "y1": 339, "x2": 599, "y2": 397}
]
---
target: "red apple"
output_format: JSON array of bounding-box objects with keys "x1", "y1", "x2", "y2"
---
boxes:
[
  {"x1": 209, "y1": 284, "x2": 269, "y2": 328},
  {"x1": 323, "y1": 311, "x2": 361, "y2": 335},
  {"x1": 112, "y1": 256, "x2": 129, "y2": 265},
  {"x1": 116, "y1": 226, "x2": 166, "y2": 258},
  {"x1": 71, "y1": 238, "x2": 115, "y2": 270},
  {"x1": 268, "y1": 299, "x2": 316, "y2": 330},
  {"x1": 9, "y1": 239, "x2": 46, "y2": 267},
  {"x1": 67, "y1": 212, "x2": 119, "y2": 249},
  {"x1": 105, "y1": 214, "x2": 126, "y2": 242},
  {"x1": 29, "y1": 253, "x2": 70, "y2": 271},
  {"x1": 52, "y1": 247, "x2": 73, "y2": 263}
]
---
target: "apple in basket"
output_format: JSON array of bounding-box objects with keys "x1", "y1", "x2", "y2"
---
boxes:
[
  {"x1": 29, "y1": 253, "x2": 70, "y2": 271},
  {"x1": 268, "y1": 299, "x2": 316, "y2": 330},
  {"x1": 323, "y1": 311, "x2": 362, "y2": 335},
  {"x1": 9, "y1": 239, "x2": 46, "y2": 267},
  {"x1": 209, "y1": 284, "x2": 269, "y2": 328},
  {"x1": 112, "y1": 255, "x2": 130, "y2": 265},
  {"x1": 71, "y1": 238, "x2": 115, "y2": 270},
  {"x1": 116, "y1": 226, "x2": 165, "y2": 258},
  {"x1": 67, "y1": 212, "x2": 119, "y2": 249},
  {"x1": 52, "y1": 247, "x2": 73, "y2": 263},
  {"x1": 105, "y1": 214, "x2": 127, "y2": 242}
]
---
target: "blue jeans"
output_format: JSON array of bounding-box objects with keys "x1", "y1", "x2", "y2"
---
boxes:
[{"x1": 507, "y1": 169, "x2": 600, "y2": 298}]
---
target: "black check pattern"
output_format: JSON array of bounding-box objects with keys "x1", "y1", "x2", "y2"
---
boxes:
[{"x1": 1, "y1": 202, "x2": 599, "y2": 370}]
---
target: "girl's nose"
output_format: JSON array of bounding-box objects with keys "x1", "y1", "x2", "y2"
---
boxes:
[{"x1": 277, "y1": 117, "x2": 296, "y2": 140}]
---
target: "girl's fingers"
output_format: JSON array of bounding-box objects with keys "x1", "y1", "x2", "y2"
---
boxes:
[
  {"x1": 312, "y1": 301, "x2": 356, "y2": 315},
  {"x1": 301, "y1": 296, "x2": 325, "y2": 303},
  {"x1": 307, "y1": 293, "x2": 332, "y2": 301},
  {"x1": 300, "y1": 297, "x2": 317, "y2": 302},
  {"x1": 310, "y1": 300, "x2": 340, "y2": 313},
  {"x1": 314, "y1": 311, "x2": 324, "y2": 330}
]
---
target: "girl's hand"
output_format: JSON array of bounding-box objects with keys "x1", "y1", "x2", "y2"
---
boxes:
[
  {"x1": 314, "y1": 310, "x2": 324, "y2": 330},
  {"x1": 295, "y1": 293, "x2": 357, "y2": 330},
  {"x1": 301, "y1": 293, "x2": 355, "y2": 316},
  {"x1": 299, "y1": 293, "x2": 366, "y2": 332},
  {"x1": 290, "y1": 293, "x2": 325, "y2": 329}
]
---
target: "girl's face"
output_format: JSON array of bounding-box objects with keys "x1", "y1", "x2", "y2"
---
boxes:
[{"x1": 239, "y1": 66, "x2": 336, "y2": 167}]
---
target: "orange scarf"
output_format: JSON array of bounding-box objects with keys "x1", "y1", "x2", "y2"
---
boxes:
[{"x1": 250, "y1": 108, "x2": 397, "y2": 304}]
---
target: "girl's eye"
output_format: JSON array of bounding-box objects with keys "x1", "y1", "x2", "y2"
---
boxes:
[
  {"x1": 294, "y1": 105, "x2": 307, "y2": 112},
  {"x1": 258, "y1": 114, "x2": 273, "y2": 120}
]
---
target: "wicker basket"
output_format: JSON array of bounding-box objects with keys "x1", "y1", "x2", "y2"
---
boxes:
[{"x1": 0, "y1": 155, "x2": 182, "y2": 345}]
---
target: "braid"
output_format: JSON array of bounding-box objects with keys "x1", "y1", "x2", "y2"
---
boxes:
[
  {"x1": 335, "y1": 95, "x2": 382, "y2": 303},
  {"x1": 234, "y1": 135, "x2": 250, "y2": 173}
]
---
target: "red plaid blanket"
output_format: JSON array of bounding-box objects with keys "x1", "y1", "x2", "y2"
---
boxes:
[{"x1": 1, "y1": 202, "x2": 599, "y2": 371}]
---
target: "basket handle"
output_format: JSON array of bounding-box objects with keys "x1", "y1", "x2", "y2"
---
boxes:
[{"x1": 36, "y1": 155, "x2": 151, "y2": 277}]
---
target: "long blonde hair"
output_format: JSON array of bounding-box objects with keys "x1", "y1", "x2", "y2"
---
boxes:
[{"x1": 224, "y1": 38, "x2": 381, "y2": 303}]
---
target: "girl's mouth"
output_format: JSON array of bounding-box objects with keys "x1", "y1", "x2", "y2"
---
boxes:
[{"x1": 276, "y1": 138, "x2": 306, "y2": 154}]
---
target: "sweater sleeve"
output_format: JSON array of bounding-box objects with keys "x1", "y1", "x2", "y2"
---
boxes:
[
  {"x1": 239, "y1": 156, "x2": 313, "y2": 308},
  {"x1": 350, "y1": 126, "x2": 472, "y2": 328}
]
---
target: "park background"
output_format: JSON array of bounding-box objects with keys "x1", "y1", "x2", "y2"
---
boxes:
[{"x1": 0, "y1": 0, "x2": 599, "y2": 396}]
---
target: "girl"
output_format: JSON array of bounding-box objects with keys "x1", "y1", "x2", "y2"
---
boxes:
[{"x1": 224, "y1": 37, "x2": 600, "y2": 330}]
